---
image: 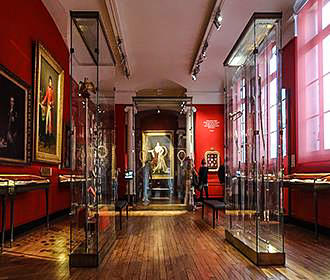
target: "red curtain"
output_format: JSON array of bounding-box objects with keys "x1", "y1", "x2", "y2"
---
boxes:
[{"x1": 297, "y1": 0, "x2": 330, "y2": 166}]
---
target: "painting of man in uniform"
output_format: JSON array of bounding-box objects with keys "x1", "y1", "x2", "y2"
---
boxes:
[
  {"x1": 38, "y1": 57, "x2": 58, "y2": 155},
  {"x1": 142, "y1": 131, "x2": 174, "y2": 179},
  {"x1": 0, "y1": 71, "x2": 26, "y2": 162}
]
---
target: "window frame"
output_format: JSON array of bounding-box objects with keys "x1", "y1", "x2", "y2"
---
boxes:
[{"x1": 297, "y1": 0, "x2": 330, "y2": 164}]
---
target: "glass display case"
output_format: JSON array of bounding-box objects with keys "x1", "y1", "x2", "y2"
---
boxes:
[
  {"x1": 224, "y1": 13, "x2": 285, "y2": 265},
  {"x1": 69, "y1": 11, "x2": 116, "y2": 267}
]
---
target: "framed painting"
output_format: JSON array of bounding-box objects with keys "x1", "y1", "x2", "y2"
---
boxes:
[
  {"x1": 34, "y1": 42, "x2": 64, "y2": 164},
  {"x1": 142, "y1": 130, "x2": 174, "y2": 179},
  {"x1": 0, "y1": 64, "x2": 32, "y2": 164}
]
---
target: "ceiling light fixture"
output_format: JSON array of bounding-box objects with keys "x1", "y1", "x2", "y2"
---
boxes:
[
  {"x1": 191, "y1": 65, "x2": 200, "y2": 80},
  {"x1": 190, "y1": 0, "x2": 225, "y2": 81},
  {"x1": 214, "y1": 10, "x2": 223, "y2": 30}
]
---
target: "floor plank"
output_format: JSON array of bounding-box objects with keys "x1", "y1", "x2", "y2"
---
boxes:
[{"x1": 0, "y1": 209, "x2": 330, "y2": 279}]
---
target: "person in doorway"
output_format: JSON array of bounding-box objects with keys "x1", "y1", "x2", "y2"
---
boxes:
[
  {"x1": 142, "y1": 160, "x2": 152, "y2": 205},
  {"x1": 199, "y1": 159, "x2": 209, "y2": 201}
]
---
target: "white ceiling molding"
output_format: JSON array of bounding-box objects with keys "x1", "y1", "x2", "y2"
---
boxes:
[{"x1": 105, "y1": 0, "x2": 132, "y2": 79}]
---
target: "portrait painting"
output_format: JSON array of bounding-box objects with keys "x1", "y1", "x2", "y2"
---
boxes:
[
  {"x1": 142, "y1": 130, "x2": 174, "y2": 179},
  {"x1": 0, "y1": 64, "x2": 32, "y2": 164},
  {"x1": 34, "y1": 42, "x2": 64, "y2": 163}
]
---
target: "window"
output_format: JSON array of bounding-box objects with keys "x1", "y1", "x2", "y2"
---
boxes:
[
  {"x1": 257, "y1": 42, "x2": 282, "y2": 161},
  {"x1": 297, "y1": 0, "x2": 330, "y2": 163}
]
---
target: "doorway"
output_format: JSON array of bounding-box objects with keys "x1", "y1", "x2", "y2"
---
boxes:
[{"x1": 129, "y1": 97, "x2": 195, "y2": 208}]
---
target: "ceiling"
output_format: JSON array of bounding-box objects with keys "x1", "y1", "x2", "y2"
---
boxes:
[
  {"x1": 113, "y1": 0, "x2": 295, "y2": 93},
  {"x1": 43, "y1": 0, "x2": 295, "y2": 95}
]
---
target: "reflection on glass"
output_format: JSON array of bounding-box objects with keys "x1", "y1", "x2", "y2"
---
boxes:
[
  {"x1": 270, "y1": 78, "x2": 277, "y2": 106},
  {"x1": 269, "y1": 46, "x2": 277, "y2": 74}
]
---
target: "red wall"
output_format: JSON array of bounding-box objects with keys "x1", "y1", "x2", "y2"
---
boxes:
[
  {"x1": 282, "y1": 38, "x2": 330, "y2": 228},
  {"x1": 0, "y1": 0, "x2": 70, "y2": 230},
  {"x1": 194, "y1": 105, "x2": 224, "y2": 198}
]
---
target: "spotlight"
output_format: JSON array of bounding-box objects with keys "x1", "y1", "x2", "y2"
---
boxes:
[
  {"x1": 214, "y1": 9, "x2": 223, "y2": 31},
  {"x1": 202, "y1": 41, "x2": 208, "y2": 58},
  {"x1": 192, "y1": 65, "x2": 200, "y2": 81},
  {"x1": 214, "y1": 19, "x2": 221, "y2": 30},
  {"x1": 157, "y1": 107, "x2": 160, "y2": 114}
]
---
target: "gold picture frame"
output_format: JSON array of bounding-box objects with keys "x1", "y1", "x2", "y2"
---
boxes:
[
  {"x1": 142, "y1": 130, "x2": 174, "y2": 179},
  {"x1": 34, "y1": 42, "x2": 64, "y2": 164},
  {"x1": 0, "y1": 64, "x2": 32, "y2": 164}
]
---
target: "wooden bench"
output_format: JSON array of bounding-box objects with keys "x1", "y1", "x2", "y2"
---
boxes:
[
  {"x1": 115, "y1": 200, "x2": 129, "y2": 230},
  {"x1": 202, "y1": 200, "x2": 225, "y2": 229}
]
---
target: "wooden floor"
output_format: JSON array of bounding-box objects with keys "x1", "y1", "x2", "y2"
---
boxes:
[{"x1": 0, "y1": 208, "x2": 330, "y2": 279}]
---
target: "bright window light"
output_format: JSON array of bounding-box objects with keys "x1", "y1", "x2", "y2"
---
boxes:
[
  {"x1": 324, "y1": 112, "x2": 330, "y2": 149},
  {"x1": 269, "y1": 46, "x2": 277, "y2": 74},
  {"x1": 305, "y1": 46, "x2": 319, "y2": 84},
  {"x1": 323, "y1": 0, "x2": 330, "y2": 29},
  {"x1": 283, "y1": 128, "x2": 287, "y2": 156},
  {"x1": 270, "y1": 78, "x2": 277, "y2": 106},
  {"x1": 305, "y1": 3, "x2": 318, "y2": 42},
  {"x1": 270, "y1": 132, "x2": 277, "y2": 158},
  {"x1": 305, "y1": 81, "x2": 320, "y2": 118},
  {"x1": 270, "y1": 106, "x2": 277, "y2": 133},
  {"x1": 306, "y1": 117, "x2": 320, "y2": 152},
  {"x1": 323, "y1": 35, "x2": 330, "y2": 75},
  {"x1": 324, "y1": 74, "x2": 330, "y2": 112}
]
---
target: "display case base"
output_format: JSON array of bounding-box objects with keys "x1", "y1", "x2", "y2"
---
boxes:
[
  {"x1": 225, "y1": 230, "x2": 285, "y2": 266},
  {"x1": 69, "y1": 235, "x2": 115, "y2": 267}
]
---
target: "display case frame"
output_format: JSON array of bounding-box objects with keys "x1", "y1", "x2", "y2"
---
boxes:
[
  {"x1": 224, "y1": 12, "x2": 285, "y2": 266},
  {"x1": 68, "y1": 11, "x2": 116, "y2": 267}
]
